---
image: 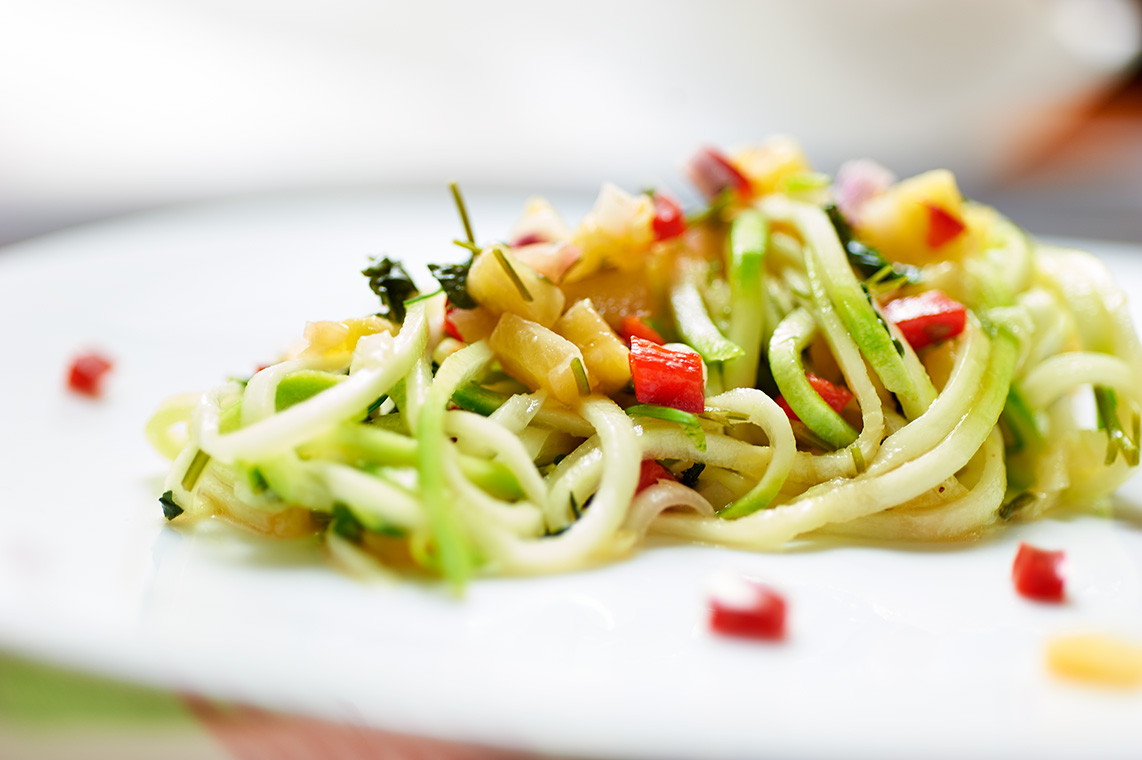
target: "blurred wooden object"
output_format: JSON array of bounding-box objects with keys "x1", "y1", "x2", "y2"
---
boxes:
[{"x1": 986, "y1": 67, "x2": 1142, "y2": 242}]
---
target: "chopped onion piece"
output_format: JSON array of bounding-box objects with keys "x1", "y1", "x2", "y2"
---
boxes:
[
  {"x1": 623, "y1": 480, "x2": 715, "y2": 538},
  {"x1": 833, "y1": 159, "x2": 895, "y2": 225}
]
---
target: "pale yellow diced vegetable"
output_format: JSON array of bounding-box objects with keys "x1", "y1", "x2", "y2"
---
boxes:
[
  {"x1": 964, "y1": 203, "x2": 997, "y2": 246},
  {"x1": 560, "y1": 261, "x2": 669, "y2": 331},
  {"x1": 510, "y1": 196, "x2": 573, "y2": 244},
  {"x1": 1046, "y1": 634, "x2": 1142, "y2": 688},
  {"x1": 565, "y1": 183, "x2": 655, "y2": 283},
  {"x1": 447, "y1": 305, "x2": 498, "y2": 343},
  {"x1": 300, "y1": 315, "x2": 396, "y2": 368},
  {"x1": 856, "y1": 169, "x2": 979, "y2": 266},
  {"x1": 554, "y1": 299, "x2": 631, "y2": 395},
  {"x1": 489, "y1": 313, "x2": 587, "y2": 406},
  {"x1": 467, "y1": 246, "x2": 565, "y2": 327},
  {"x1": 732, "y1": 136, "x2": 813, "y2": 196}
]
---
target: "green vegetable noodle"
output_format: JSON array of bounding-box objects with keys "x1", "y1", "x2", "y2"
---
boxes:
[{"x1": 146, "y1": 138, "x2": 1142, "y2": 590}]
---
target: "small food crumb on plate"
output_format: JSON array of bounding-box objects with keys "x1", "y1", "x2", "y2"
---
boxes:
[
  {"x1": 708, "y1": 573, "x2": 786, "y2": 641},
  {"x1": 1046, "y1": 634, "x2": 1142, "y2": 688},
  {"x1": 1012, "y1": 542, "x2": 1066, "y2": 602},
  {"x1": 67, "y1": 351, "x2": 114, "y2": 397}
]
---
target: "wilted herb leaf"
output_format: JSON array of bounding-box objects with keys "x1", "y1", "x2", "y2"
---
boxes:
[
  {"x1": 159, "y1": 491, "x2": 183, "y2": 521},
  {"x1": 362, "y1": 257, "x2": 419, "y2": 322}
]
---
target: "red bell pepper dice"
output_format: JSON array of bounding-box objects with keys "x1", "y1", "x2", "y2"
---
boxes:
[
  {"x1": 686, "y1": 147, "x2": 752, "y2": 200},
  {"x1": 620, "y1": 315, "x2": 665, "y2": 346},
  {"x1": 629, "y1": 337, "x2": 705, "y2": 414},
  {"x1": 67, "y1": 352, "x2": 114, "y2": 397},
  {"x1": 924, "y1": 203, "x2": 966, "y2": 249},
  {"x1": 1013, "y1": 542, "x2": 1065, "y2": 602},
  {"x1": 776, "y1": 372, "x2": 853, "y2": 422},
  {"x1": 709, "y1": 578, "x2": 787, "y2": 641},
  {"x1": 881, "y1": 290, "x2": 967, "y2": 351},
  {"x1": 651, "y1": 192, "x2": 687, "y2": 241},
  {"x1": 637, "y1": 459, "x2": 677, "y2": 494}
]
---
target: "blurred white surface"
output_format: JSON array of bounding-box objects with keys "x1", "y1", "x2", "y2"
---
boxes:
[{"x1": 1, "y1": 0, "x2": 1138, "y2": 239}]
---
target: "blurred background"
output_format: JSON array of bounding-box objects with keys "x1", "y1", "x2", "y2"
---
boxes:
[{"x1": 2, "y1": 0, "x2": 1142, "y2": 247}]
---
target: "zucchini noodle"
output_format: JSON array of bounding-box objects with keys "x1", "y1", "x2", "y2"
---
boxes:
[{"x1": 147, "y1": 140, "x2": 1142, "y2": 590}]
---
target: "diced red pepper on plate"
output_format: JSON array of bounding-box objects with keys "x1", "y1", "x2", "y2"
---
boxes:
[
  {"x1": 686, "y1": 147, "x2": 752, "y2": 200},
  {"x1": 1012, "y1": 542, "x2": 1065, "y2": 603},
  {"x1": 881, "y1": 290, "x2": 967, "y2": 351},
  {"x1": 629, "y1": 336, "x2": 705, "y2": 414},
  {"x1": 924, "y1": 203, "x2": 966, "y2": 249},
  {"x1": 709, "y1": 577, "x2": 787, "y2": 641},
  {"x1": 637, "y1": 459, "x2": 677, "y2": 493},
  {"x1": 651, "y1": 192, "x2": 687, "y2": 241},
  {"x1": 67, "y1": 352, "x2": 114, "y2": 397},
  {"x1": 776, "y1": 373, "x2": 853, "y2": 422},
  {"x1": 620, "y1": 315, "x2": 665, "y2": 346}
]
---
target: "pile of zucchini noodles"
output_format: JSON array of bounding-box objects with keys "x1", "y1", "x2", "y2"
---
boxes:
[{"x1": 147, "y1": 146, "x2": 1142, "y2": 589}]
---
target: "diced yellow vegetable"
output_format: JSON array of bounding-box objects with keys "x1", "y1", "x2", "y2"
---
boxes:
[
  {"x1": 300, "y1": 315, "x2": 396, "y2": 368},
  {"x1": 565, "y1": 183, "x2": 655, "y2": 283},
  {"x1": 856, "y1": 169, "x2": 979, "y2": 266},
  {"x1": 447, "y1": 305, "x2": 498, "y2": 343},
  {"x1": 964, "y1": 203, "x2": 996, "y2": 246},
  {"x1": 1046, "y1": 634, "x2": 1142, "y2": 688},
  {"x1": 560, "y1": 259, "x2": 672, "y2": 331},
  {"x1": 510, "y1": 196, "x2": 573, "y2": 244},
  {"x1": 554, "y1": 299, "x2": 631, "y2": 394},
  {"x1": 489, "y1": 313, "x2": 588, "y2": 406},
  {"x1": 732, "y1": 136, "x2": 813, "y2": 196},
  {"x1": 467, "y1": 246, "x2": 565, "y2": 327}
]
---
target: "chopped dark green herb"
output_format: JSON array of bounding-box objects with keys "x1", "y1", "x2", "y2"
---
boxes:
[
  {"x1": 180, "y1": 450, "x2": 210, "y2": 491},
  {"x1": 330, "y1": 503, "x2": 364, "y2": 543},
  {"x1": 679, "y1": 463, "x2": 705, "y2": 488},
  {"x1": 362, "y1": 256, "x2": 420, "y2": 322},
  {"x1": 159, "y1": 491, "x2": 183, "y2": 521},
  {"x1": 428, "y1": 260, "x2": 477, "y2": 309},
  {"x1": 825, "y1": 204, "x2": 920, "y2": 285},
  {"x1": 999, "y1": 491, "x2": 1037, "y2": 521}
]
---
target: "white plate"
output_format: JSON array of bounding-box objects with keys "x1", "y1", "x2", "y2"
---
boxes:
[{"x1": 2, "y1": 192, "x2": 1141, "y2": 760}]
